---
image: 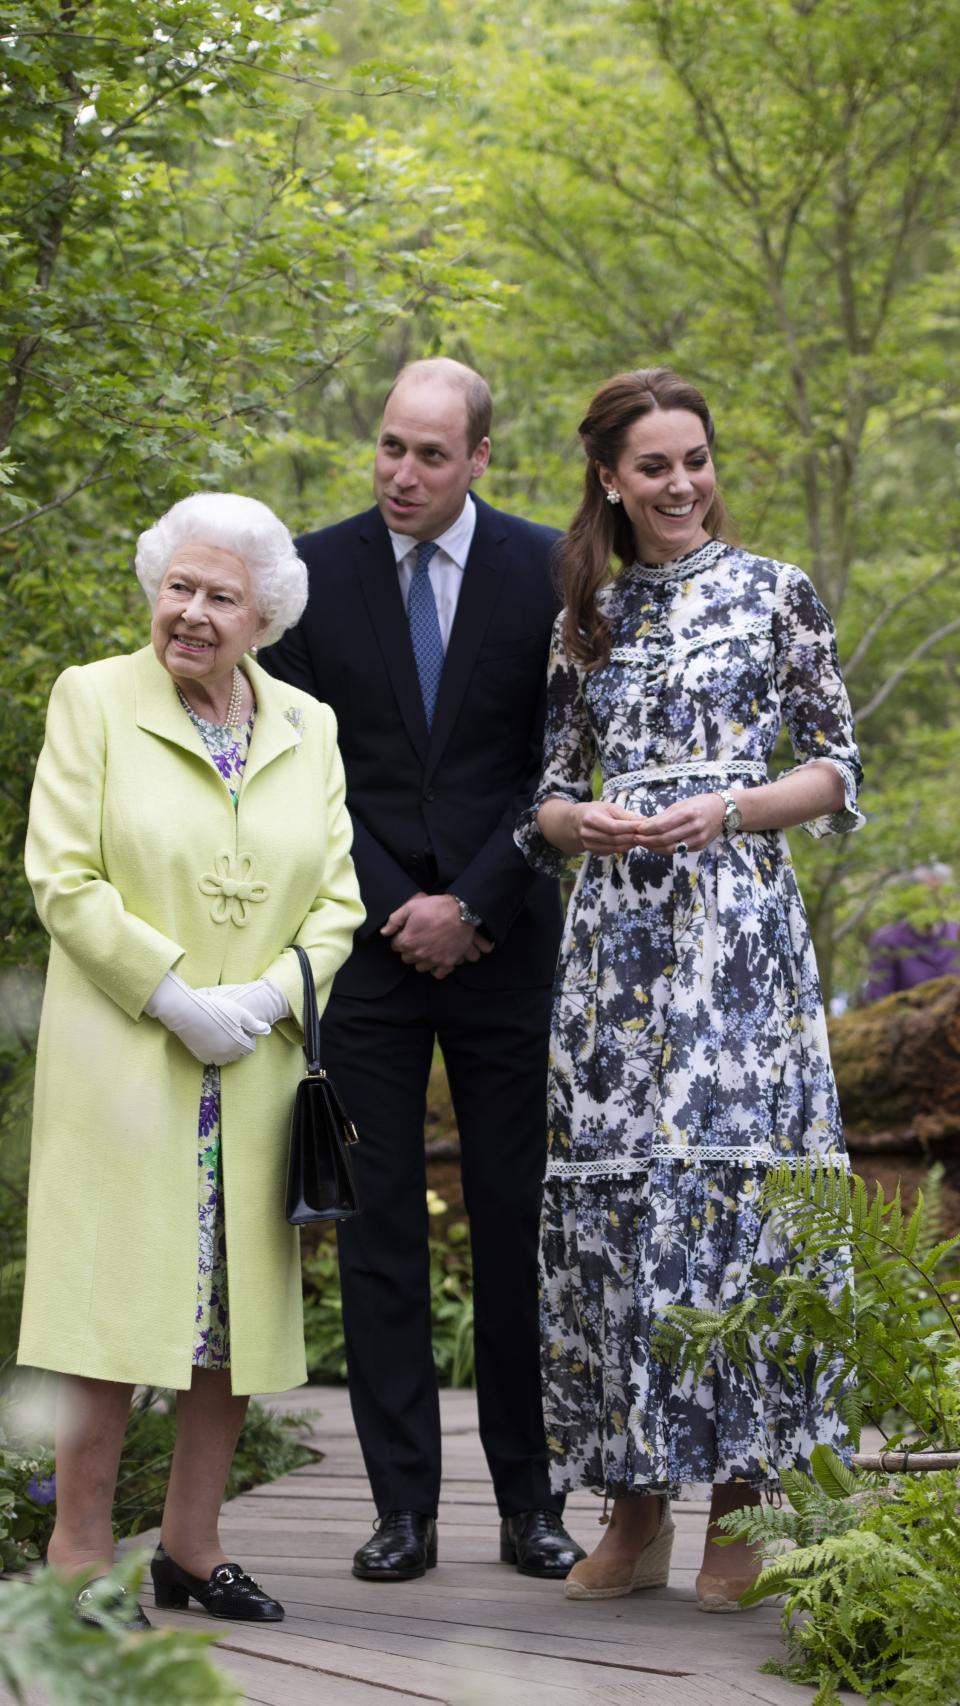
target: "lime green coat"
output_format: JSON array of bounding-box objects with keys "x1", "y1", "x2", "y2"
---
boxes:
[{"x1": 18, "y1": 646, "x2": 364, "y2": 1394}]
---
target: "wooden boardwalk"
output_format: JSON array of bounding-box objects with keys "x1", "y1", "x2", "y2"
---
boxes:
[{"x1": 133, "y1": 1385, "x2": 830, "y2": 1706}]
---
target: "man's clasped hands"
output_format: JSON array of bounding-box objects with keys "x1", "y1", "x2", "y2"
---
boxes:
[
  {"x1": 382, "y1": 893, "x2": 494, "y2": 979},
  {"x1": 379, "y1": 792, "x2": 731, "y2": 978}
]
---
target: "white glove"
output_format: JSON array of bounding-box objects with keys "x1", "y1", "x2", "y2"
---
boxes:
[
  {"x1": 144, "y1": 971, "x2": 269, "y2": 1065},
  {"x1": 214, "y1": 977, "x2": 290, "y2": 1028}
]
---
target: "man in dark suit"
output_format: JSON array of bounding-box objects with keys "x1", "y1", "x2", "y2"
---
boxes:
[{"x1": 259, "y1": 358, "x2": 583, "y2": 1583}]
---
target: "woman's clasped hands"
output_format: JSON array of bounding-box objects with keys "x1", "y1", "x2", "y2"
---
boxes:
[
  {"x1": 144, "y1": 971, "x2": 289, "y2": 1064},
  {"x1": 573, "y1": 791, "x2": 728, "y2": 857}
]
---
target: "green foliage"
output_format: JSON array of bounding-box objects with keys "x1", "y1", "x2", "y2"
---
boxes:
[
  {"x1": 0, "y1": 1048, "x2": 33, "y2": 1361},
  {"x1": 0, "y1": 1553, "x2": 240, "y2": 1704},
  {"x1": 809, "y1": 1441, "x2": 860, "y2": 1502},
  {"x1": 0, "y1": 1425, "x2": 57, "y2": 1571},
  {"x1": 655, "y1": 1161, "x2": 960, "y2": 1449},
  {"x1": 0, "y1": 0, "x2": 498, "y2": 971},
  {"x1": 721, "y1": 1460, "x2": 960, "y2": 1706},
  {"x1": 303, "y1": 1216, "x2": 475, "y2": 1386},
  {"x1": 291, "y1": 0, "x2": 960, "y2": 1005},
  {"x1": 659, "y1": 1161, "x2": 960, "y2": 1701}
]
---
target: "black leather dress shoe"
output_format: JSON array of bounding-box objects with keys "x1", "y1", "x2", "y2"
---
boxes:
[
  {"x1": 352, "y1": 1511, "x2": 438, "y2": 1581},
  {"x1": 150, "y1": 1545, "x2": 284, "y2": 1620},
  {"x1": 74, "y1": 1579, "x2": 152, "y2": 1630},
  {"x1": 500, "y1": 1510, "x2": 587, "y2": 1578}
]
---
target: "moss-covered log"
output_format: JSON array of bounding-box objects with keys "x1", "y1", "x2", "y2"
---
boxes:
[{"x1": 829, "y1": 976, "x2": 960, "y2": 1153}]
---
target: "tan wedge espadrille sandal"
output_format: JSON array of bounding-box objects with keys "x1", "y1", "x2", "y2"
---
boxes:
[
  {"x1": 563, "y1": 1499, "x2": 675, "y2": 1600},
  {"x1": 694, "y1": 1571, "x2": 758, "y2": 1613}
]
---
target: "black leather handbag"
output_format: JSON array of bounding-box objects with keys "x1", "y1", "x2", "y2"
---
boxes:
[{"x1": 284, "y1": 944, "x2": 361, "y2": 1225}]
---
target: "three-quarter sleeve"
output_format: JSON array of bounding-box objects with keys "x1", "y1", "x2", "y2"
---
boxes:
[
  {"x1": 773, "y1": 565, "x2": 865, "y2": 838},
  {"x1": 25, "y1": 666, "x2": 185, "y2": 1016},
  {"x1": 514, "y1": 612, "x2": 598, "y2": 875}
]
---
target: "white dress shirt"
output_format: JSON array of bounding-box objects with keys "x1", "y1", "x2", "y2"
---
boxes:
[{"x1": 388, "y1": 495, "x2": 477, "y2": 650}]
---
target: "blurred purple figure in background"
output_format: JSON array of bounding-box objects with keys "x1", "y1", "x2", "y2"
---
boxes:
[{"x1": 863, "y1": 863, "x2": 960, "y2": 1000}]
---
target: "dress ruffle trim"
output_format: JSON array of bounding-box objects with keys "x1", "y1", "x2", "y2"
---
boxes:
[{"x1": 546, "y1": 1147, "x2": 851, "y2": 1181}]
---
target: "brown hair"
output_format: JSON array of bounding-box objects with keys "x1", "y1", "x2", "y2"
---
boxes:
[
  {"x1": 384, "y1": 357, "x2": 493, "y2": 454},
  {"x1": 560, "y1": 368, "x2": 734, "y2": 669}
]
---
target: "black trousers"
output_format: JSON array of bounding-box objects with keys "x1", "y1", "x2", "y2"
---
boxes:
[{"x1": 323, "y1": 972, "x2": 559, "y2": 1518}]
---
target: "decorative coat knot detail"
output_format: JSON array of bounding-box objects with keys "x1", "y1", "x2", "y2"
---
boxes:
[{"x1": 198, "y1": 851, "x2": 269, "y2": 926}]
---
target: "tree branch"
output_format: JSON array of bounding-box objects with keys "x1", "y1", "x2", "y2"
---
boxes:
[
  {"x1": 854, "y1": 615, "x2": 960, "y2": 723},
  {"x1": 843, "y1": 556, "x2": 960, "y2": 678},
  {"x1": 0, "y1": 459, "x2": 110, "y2": 538}
]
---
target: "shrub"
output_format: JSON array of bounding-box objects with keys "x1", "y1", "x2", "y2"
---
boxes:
[
  {"x1": 658, "y1": 1166, "x2": 960, "y2": 1704},
  {"x1": 724, "y1": 1447, "x2": 960, "y2": 1706},
  {"x1": 0, "y1": 1554, "x2": 241, "y2": 1704}
]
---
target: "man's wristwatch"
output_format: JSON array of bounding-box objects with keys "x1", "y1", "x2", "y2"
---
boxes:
[
  {"x1": 716, "y1": 790, "x2": 743, "y2": 837},
  {"x1": 450, "y1": 894, "x2": 483, "y2": 927}
]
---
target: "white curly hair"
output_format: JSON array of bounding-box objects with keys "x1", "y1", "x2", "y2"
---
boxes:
[{"x1": 135, "y1": 492, "x2": 307, "y2": 648}]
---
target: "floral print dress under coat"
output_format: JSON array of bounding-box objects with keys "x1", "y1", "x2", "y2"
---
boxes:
[
  {"x1": 182, "y1": 703, "x2": 254, "y2": 1369},
  {"x1": 515, "y1": 539, "x2": 864, "y2": 1499}
]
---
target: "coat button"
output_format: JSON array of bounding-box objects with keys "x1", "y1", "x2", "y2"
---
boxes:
[{"x1": 422, "y1": 788, "x2": 435, "y2": 802}]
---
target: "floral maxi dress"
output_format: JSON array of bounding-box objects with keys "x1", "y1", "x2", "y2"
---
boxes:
[
  {"x1": 515, "y1": 539, "x2": 864, "y2": 1499},
  {"x1": 181, "y1": 703, "x2": 255, "y2": 1369}
]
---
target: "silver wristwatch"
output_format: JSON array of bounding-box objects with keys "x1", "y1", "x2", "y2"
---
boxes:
[
  {"x1": 717, "y1": 790, "x2": 743, "y2": 837},
  {"x1": 451, "y1": 894, "x2": 482, "y2": 927}
]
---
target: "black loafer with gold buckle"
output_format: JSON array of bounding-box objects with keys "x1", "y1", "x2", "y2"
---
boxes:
[
  {"x1": 74, "y1": 1578, "x2": 152, "y2": 1630},
  {"x1": 150, "y1": 1545, "x2": 284, "y2": 1621}
]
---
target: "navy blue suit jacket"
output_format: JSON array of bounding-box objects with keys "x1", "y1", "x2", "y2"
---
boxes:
[{"x1": 258, "y1": 495, "x2": 564, "y2": 997}]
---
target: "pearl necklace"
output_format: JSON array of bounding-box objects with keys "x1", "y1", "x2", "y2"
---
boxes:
[{"x1": 177, "y1": 665, "x2": 245, "y2": 727}]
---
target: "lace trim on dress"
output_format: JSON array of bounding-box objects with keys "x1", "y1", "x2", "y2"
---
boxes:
[
  {"x1": 609, "y1": 613, "x2": 771, "y2": 662},
  {"x1": 545, "y1": 1148, "x2": 851, "y2": 1180},
  {"x1": 602, "y1": 759, "x2": 768, "y2": 797},
  {"x1": 625, "y1": 537, "x2": 731, "y2": 585}
]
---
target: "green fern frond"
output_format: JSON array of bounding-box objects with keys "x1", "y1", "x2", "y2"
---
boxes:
[{"x1": 810, "y1": 1444, "x2": 859, "y2": 1500}]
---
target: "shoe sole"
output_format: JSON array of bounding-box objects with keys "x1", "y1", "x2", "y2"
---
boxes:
[
  {"x1": 352, "y1": 1557, "x2": 438, "y2": 1582},
  {"x1": 563, "y1": 1570, "x2": 670, "y2": 1599},
  {"x1": 563, "y1": 1519, "x2": 675, "y2": 1599},
  {"x1": 153, "y1": 1594, "x2": 284, "y2": 1620},
  {"x1": 505, "y1": 1558, "x2": 583, "y2": 1579}
]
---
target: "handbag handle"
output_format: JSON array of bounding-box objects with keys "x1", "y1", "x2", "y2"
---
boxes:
[{"x1": 291, "y1": 944, "x2": 323, "y2": 1076}]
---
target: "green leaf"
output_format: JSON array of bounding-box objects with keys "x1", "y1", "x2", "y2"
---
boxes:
[{"x1": 809, "y1": 1444, "x2": 860, "y2": 1501}]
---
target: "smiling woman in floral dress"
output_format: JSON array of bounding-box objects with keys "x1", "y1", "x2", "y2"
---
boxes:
[
  {"x1": 19, "y1": 492, "x2": 363, "y2": 1626},
  {"x1": 516, "y1": 370, "x2": 863, "y2": 1612}
]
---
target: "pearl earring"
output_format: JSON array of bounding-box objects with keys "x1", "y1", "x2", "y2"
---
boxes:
[{"x1": 605, "y1": 490, "x2": 622, "y2": 505}]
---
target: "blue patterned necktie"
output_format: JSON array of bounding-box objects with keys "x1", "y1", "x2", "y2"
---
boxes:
[{"x1": 407, "y1": 540, "x2": 444, "y2": 728}]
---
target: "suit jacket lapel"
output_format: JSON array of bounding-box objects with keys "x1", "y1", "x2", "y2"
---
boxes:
[
  {"x1": 426, "y1": 498, "x2": 507, "y2": 776},
  {"x1": 355, "y1": 509, "x2": 430, "y2": 765}
]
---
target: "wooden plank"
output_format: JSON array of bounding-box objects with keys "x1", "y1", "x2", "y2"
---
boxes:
[
  {"x1": 217, "y1": 1647, "x2": 442, "y2": 1705},
  {"x1": 131, "y1": 1384, "x2": 828, "y2": 1703},
  {"x1": 207, "y1": 1619, "x2": 767, "y2": 1699},
  {"x1": 226, "y1": 1598, "x2": 786, "y2": 1674}
]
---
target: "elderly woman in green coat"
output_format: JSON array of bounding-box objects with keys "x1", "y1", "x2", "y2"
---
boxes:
[{"x1": 19, "y1": 491, "x2": 364, "y2": 1627}]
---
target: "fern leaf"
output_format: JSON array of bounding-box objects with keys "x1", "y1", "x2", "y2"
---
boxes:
[
  {"x1": 902, "y1": 1194, "x2": 923, "y2": 1262},
  {"x1": 810, "y1": 1444, "x2": 859, "y2": 1500}
]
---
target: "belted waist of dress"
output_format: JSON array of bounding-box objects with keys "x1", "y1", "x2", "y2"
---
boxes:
[{"x1": 602, "y1": 759, "x2": 768, "y2": 799}]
